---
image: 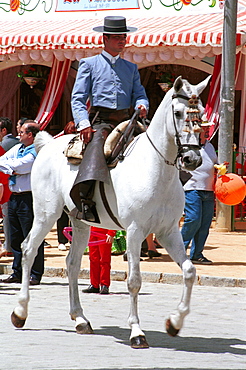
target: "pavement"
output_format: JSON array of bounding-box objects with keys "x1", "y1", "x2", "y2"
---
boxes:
[
  {"x1": 0, "y1": 277, "x2": 245, "y2": 369},
  {"x1": 0, "y1": 224, "x2": 246, "y2": 288},
  {"x1": 0, "y1": 226, "x2": 246, "y2": 369}
]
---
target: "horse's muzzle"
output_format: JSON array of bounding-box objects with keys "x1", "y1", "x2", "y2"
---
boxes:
[{"x1": 180, "y1": 148, "x2": 202, "y2": 171}]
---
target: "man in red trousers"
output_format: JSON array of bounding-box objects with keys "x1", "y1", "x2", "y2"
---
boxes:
[{"x1": 83, "y1": 227, "x2": 116, "y2": 294}]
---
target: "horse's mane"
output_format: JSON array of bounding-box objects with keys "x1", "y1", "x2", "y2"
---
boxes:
[{"x1": 34, "y1": 131, "x2": 53, "y2": 153}]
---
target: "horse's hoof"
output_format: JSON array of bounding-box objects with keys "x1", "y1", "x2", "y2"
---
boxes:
[
  {"x1": 76, "y1": 322, "x2": 94, "y2": 334},
  {"x1": 11, "y1": 311, "x2": 26, "y2": 328},
  {"x1": 166, "y1": 318, "x2": 179, "y2": 337},
  {"x1": 130, "y1": 335, "x2": 149, "y2": 349}
]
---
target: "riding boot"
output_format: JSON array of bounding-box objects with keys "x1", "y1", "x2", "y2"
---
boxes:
[{"x1": 70, "y1": 180, "x2": 99, "y2": 223}]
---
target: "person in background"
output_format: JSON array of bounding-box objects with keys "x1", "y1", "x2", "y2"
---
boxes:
[
  {"x1": 57, "y1": 211, "x2": 70, "y2": 251},
  {"x1": 180, "y1": 124, "x2": 220, "y2": 265},
  {"x1": 0, "y1": 121, "x2": 44, "y2": 285},
  {"x1": 0, "y1": 117, "x2": 19, "y2": 258},
  {"x1": 123, "y1": 233, "x2": 162, "y2": 261},
  {"x1": 82, "y1": 227, "x2": 116, "y2": 294},
  {"x1": 16, "y1": 117, "x2": 28, "y2": 139},
  {"x1": 146, "y1": 234, "x2": 162, "y2": 259}
]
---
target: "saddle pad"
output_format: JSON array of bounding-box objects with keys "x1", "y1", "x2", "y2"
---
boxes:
[
  {"x1": 63, "y1": 134, "x2": 85, "y2": 165},
  {"x1": 64, "y1": 120, "x2": 144, "y2": 165}
]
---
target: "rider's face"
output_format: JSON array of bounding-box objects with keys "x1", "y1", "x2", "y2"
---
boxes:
[{"x1": 103, "y1": 34, "x2": 127, "y2": 56}]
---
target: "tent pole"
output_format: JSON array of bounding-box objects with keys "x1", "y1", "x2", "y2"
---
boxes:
[{"x1": 216, "y1": 0, "x2": 238, "y2": 232}]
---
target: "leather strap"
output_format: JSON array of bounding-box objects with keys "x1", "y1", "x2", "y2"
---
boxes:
[{"x1": 99, "y1": 181, "x2": 123, "y2": 229}]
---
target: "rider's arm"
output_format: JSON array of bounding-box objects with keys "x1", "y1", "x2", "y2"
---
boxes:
[
  {"x1": 71, "y1": 59, "x2": 91, "y2": 130},
  {"x1": 131, "y1": 64, "x2": 149, "y2": 117}
]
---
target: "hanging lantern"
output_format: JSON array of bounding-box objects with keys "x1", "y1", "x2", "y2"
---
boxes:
[
  {"x1": 17, "y1": 66, "x2": 44, "y2": 89},
  {"x1": 23, "y1": 77, "x2": 41, "y2": 89},
  {"x1": 158, "y1": 83, "x2": 171, "y2": 92}
]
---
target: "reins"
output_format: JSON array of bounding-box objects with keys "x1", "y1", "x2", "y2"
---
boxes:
[
  {"x1": 145, "y1": 92, "x2": 202, "y2": 168},
  {"x1": 145, "y1": 130, "x2": 176, "y2": 166}
]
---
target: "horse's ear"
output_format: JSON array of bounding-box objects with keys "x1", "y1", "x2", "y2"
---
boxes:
[
  {"x1": 196, "y1": 75, "x2": 211, "y2": 95},
  {"x1": 173, "y1": 76, "x2": 183, "y2": 92}
]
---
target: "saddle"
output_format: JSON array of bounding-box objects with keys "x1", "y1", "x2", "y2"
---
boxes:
[{"x1": 64, "y1": 119, "x2": 145, "y2": 166}]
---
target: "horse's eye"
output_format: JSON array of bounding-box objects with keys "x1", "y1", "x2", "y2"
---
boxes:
[{"x1": 174, "y1": 111, "x2": 182, "y2": 118}]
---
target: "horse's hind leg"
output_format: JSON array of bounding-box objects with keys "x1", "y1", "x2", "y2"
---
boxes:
[
  {"x1": 157, "y1": 230, "x2": 196, "y2": 336},
  {"x1": 11, "y1": 213, "x2": 58, "y2": 328},
  {"x1": 126, "y1": 228, "x2": 149, "y2": 348},
  {"x1": 66, "y1": 217, "x2": 93, "y2": 334}
]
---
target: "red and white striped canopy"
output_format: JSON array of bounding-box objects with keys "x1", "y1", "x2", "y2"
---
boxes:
[{"x1": 0, "y1": 10, "x2": 245, "y2": 55}]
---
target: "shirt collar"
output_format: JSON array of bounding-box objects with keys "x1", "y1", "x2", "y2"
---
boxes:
[{"x1": 102, "y1": 50, "x2": 120, "y2": 64}]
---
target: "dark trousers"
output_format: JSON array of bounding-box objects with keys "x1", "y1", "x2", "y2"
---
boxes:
[
  {"x1": 70, "y1": 108, "x2": 130, "y2": 210},
  {"x1": 8, "y1": 193, "x2": 44, "y2": 281},
  {"x1": 57, "y1": 211, "x2": 69, "y2": 244}
]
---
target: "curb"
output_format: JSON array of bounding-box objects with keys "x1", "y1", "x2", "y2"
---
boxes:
[{"x1": 1, "y1": 265, "x2": 245, "y2": 288}]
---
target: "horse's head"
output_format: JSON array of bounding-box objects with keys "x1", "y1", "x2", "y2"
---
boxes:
[{"x1": 169, "y1": 75, "x2": 211, "y2": 171}]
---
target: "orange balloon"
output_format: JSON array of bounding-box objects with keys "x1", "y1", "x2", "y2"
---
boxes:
[{"x1": 215, "y1": 173, "x2": 246, "y2": 206}]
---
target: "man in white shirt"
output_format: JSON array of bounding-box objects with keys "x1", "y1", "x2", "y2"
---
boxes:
[{"x1": 0, "y1": 122, "x2": 44, "y2": 285}]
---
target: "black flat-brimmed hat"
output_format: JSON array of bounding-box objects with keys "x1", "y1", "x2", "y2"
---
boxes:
[{"x1": 93, "y1": 16, "x2": 137, "y2": 34}]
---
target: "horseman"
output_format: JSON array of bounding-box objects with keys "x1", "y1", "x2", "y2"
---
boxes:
[{"x1": 70, "y1": 16, "x2": 149, "y2": 223}]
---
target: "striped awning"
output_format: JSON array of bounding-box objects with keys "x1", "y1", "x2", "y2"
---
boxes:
[{"x1": 0, "y1": 11, "x2": 246, "y2": 55}]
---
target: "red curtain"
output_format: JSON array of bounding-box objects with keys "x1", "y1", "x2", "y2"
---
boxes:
[
  {"x1": 0, "y1": 66, "x2": 22, "y2": 124},
  {"x1": 35, "y1": 58, "x2": 71, "y2": 130},
  {"x1": 205, "y1": 53, "x2": 241, "y2": 139}
]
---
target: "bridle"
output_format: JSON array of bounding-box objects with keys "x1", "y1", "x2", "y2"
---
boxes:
[{"x1": 146, "y1": 92, "x2": 202, "y2": 168}]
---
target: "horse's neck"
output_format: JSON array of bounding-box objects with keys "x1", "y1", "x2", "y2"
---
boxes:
[{"x1": 147, "y1": 108, "x2": 177, "y2": 165}]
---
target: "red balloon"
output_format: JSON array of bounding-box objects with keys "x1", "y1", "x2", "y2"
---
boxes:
[{"x1": 215, "y1": 173, "x2": 246, "y2": 206}]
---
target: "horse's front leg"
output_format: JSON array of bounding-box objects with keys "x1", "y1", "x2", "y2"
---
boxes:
[
  {"x1": 11, "y1": 225, "x2": 47, "y2": 328},
  {"x1": 158, "y1": 230, "x2": 196, "y2": 336},
  {"x1": 66, "y1": 219, "x2": 93, "y2": 334},
  {"x1": 166, "y1": 259, "x2": 196, "y2": 336},
  {"x1": 126, "y1": 229, "x2": 149, "y2": 349}
]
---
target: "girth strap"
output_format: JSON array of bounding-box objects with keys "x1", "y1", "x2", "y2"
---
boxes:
[{"x1": 99, "y1": 181, "x2": 124, "y2": 229}]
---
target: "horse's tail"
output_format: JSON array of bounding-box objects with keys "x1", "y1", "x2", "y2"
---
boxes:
[{"x1": 34, "y1": 131, "x2": 53, "y2": 153}]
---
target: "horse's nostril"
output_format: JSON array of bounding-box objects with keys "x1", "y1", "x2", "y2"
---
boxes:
[{"x1": 183, "y1": 156, "x2": 191, "y2": 164}]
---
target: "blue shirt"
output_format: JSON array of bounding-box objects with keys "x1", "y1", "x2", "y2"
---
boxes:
[
  {"x1": 0, "y1": 143, "x2": 37, "y2": 193},
  {"x1": 71, "y1": 53, "x2": 149, "y2": 130}
]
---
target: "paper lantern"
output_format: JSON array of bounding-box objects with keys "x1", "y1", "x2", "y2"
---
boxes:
[{"x1": 215, "y1": 173, "x2": 246, "y2": 206}]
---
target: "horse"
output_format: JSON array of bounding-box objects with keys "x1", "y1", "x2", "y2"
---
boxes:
[{"x1": 11, "y1": 76, "x2": 210, "y2": 348}]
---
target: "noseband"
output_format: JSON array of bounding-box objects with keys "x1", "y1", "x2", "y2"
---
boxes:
[{"x1": 146, "y1": 92, "x2": 202, "y2": 168}]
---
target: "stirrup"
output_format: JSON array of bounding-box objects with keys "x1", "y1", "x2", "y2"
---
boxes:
[
  {"x1": 68, "y1": 207, "x2": 84, "y2": 220},
  {"x1": 81, "y1": 198, "x2": 96, "y2": 207}
]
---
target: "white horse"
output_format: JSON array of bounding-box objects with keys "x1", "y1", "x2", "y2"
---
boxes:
[{"x1": 11, "y1": 76, "x2": 210, "y2": 348}]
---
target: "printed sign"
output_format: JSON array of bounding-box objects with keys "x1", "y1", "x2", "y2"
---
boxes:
[
  {"x1": 56, "y1": 0, "x2": 139, "y2": 12},
  {"x1": 1, "y1": 0, "x2": 227, "y2": 18}
]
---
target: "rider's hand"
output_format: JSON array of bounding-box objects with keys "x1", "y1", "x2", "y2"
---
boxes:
[
  {"x1": 79, "y1": 127, "x2": 96, "y2": 144},
  {"x1": 137, "y1": 105, "x2": 147, "y2": 119}
]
